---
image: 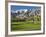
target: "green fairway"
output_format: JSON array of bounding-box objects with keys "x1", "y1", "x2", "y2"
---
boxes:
[{"x1": 11, "y1": 20, "x2": 41, "y2": 31}]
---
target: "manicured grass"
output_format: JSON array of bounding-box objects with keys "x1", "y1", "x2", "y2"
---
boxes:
[{"x1": 11, "y1": 20, "x2": 41, "y2": 31}]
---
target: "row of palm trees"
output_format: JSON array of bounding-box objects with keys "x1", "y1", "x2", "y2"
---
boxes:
[{"x1": 11, "y1": 9, "x2": 41, "y2": 22}]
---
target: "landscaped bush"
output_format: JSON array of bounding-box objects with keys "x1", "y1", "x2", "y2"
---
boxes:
[{"x1": 11, "y1": 19, "x2": 26, "y2": 22}]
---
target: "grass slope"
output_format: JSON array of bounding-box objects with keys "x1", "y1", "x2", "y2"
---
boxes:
[{"x1": 11, "y1": 21, "x2": 41, "y2": 31}]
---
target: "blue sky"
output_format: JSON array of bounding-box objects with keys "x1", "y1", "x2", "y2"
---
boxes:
[{"x1": 11, "y1": 5, "x2": 41, "y2": 11}]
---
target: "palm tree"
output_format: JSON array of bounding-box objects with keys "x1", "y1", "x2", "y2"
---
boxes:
[
  {"x1": 26, "y1": 9, "x2": 30, "y2": 17},
  {"x1": 17, "y1": 11, "x2": 20, "y2": 15}
]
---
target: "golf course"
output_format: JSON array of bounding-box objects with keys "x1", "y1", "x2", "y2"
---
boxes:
[
  {"x1": 11, "y1": 16, "x2": 41, "y2": 31},
  {"x1": 11, "y1": 7, "x2": 41, "y2": 31}
]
